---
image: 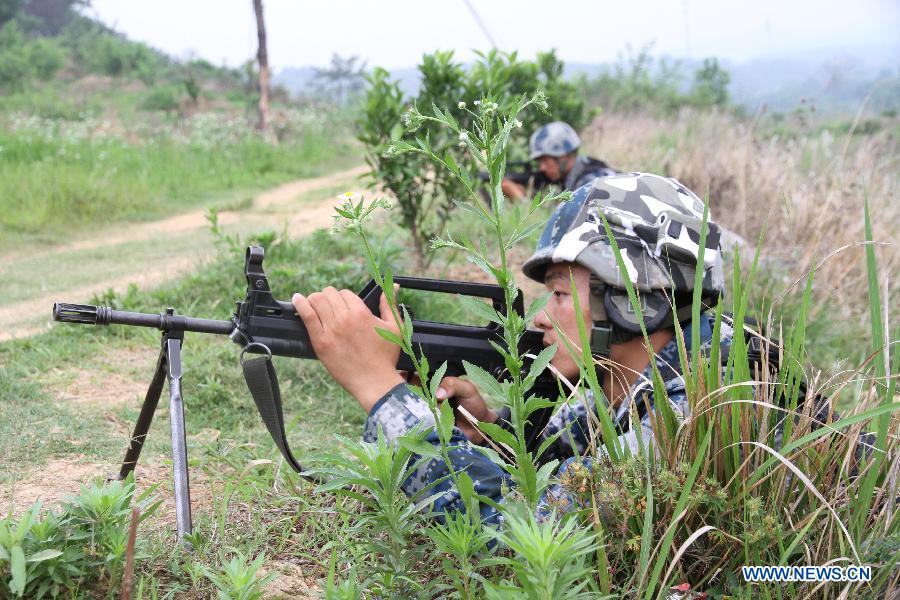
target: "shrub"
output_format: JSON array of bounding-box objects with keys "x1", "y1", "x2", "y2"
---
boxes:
[
  {"x1": 138, "y1": 85, "x2": 180, "y2": 111},
  {"x1": 27, "y1": 36, "x2": 64, "y2": 80},
  {"x1": 358, "y1": 49, "x2": 585, "y2": 267},
  {"x1": 582, "y1": 45, "x2": 735, "y2": 114},
  {"x1": 0, "y1": 21, "x2": 32, "y2": 90}
]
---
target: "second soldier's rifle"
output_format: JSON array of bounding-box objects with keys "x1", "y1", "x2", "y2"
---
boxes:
[
  {"x1": 52, "y1": 246, "x2": 559, "y2": 541},
  {"x1": 479, "y1": 160, "x2": 551, "y2": 193}
]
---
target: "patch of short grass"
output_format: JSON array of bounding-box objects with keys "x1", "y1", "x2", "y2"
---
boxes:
[{"x1": 0, "y1": 108, "x2": 361, "y2": 250}]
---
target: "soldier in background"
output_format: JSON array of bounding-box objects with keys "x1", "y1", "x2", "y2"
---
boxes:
[{"x1": 501, "y1": 121, "x2": 617, "y2": 199}]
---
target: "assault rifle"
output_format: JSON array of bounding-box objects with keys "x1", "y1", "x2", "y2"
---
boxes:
[
  {"x1": 53, "y1": 246, "x2": 558, "y2": 541},
  {"x1": 479, "y1": 160, "x2": 550, "y2": 193}
]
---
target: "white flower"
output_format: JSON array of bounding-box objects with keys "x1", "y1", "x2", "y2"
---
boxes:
[
  {"x1": 473, "y1": 100, "x2": 481, "y2": 106},
  {"x1": 458, "y1": 131, "x2": 468, "y2": 142},
  {"x1": 514, "y1": 119, "x2": 523, "y2": 128},
  {"x1": 337, "y1": 191, "x2": 361, "y2": 202},
  {"x1": 457, "y1": 101, "x2": 466, "y2": 109}
]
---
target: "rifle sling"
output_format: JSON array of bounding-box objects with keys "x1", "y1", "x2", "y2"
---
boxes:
[{"x1": 241, "y1": 355, "x2": 318, "y2": 480}]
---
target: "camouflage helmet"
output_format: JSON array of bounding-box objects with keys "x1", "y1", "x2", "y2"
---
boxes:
[
  {"x1": 529, "y1": 122, "x2": 581, "y2": 159},
  {"x1": 523, "y1": 173, "x2": 724, "y2": 337}
]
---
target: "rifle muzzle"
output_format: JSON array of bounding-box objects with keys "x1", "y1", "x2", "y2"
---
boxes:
[{"x1": 53, "y1": 303, "x2": 112, "y2": 325}]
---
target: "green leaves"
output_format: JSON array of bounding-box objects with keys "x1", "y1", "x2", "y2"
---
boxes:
[
  {"x1": 9, "y1": 545, "x2": 26, "y2": 596},
  {"x1": 201, "y1": 551, "x2": 277, "y2": 600},
  {"x1": 457, "y1": 294, "x2": 503, "y2": 325},
  {"x1": 0, "y1": 473, "x2": 157, "y2": 597},
  {"x1": 489, "y1": 509, "x2": 598, "y2": 599},
  {"x1": 358, "y1": 50, "x2": 586, "y2": 267},
  {"x1": 462, "y1": 360, "x2": 505, "y2": 402},
  {"x1": 523, "y1": 343, "x2": 557, "y2": 392}
]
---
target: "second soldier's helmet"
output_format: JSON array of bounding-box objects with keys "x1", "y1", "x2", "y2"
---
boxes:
[
  {"x1": 523, "y1": 173, "x2": 724, "y2": 341},
  {"x1": 529, "y1": 122, "x2": 581, "y2": 159}
]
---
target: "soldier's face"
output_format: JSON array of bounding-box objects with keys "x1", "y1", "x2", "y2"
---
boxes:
[
  {"x1": 537, "y1": 154, "x2": 575, "y2": 182},
  {"x1": 536, "y1": 156, "x2": 562, "y2": 181},
  {"x1": 533, "y1": 263, "x2": 593, "y2": 381}
]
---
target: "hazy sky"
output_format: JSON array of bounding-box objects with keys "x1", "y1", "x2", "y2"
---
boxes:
[{"x1": 86, "y1": 0, "x2": 900, "y2": 71}]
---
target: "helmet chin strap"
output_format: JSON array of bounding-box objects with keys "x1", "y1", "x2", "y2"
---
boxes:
[
  {"x1": 554, "y1": 155, "x2": 574, "y2": 181},
  {"x1": 589, "y1": 283, "x2": 640, "y2": 358},
  {"x1": 589, "y1": 322, "x2": 612, "y2": 357},
  {"x1": 590, "y1": 321, "x2": 642, "y2": 358}
]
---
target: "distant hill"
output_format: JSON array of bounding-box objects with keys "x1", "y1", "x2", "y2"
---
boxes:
[
  {"x1": 0, "y1": 0, "x2": 259, "y2": 116},
  {"x1": 723, "y1": 46, "x2": 900, "y2": 114},
  {"x1": 275, "y1": 44, "x2": 900, "y2": 115}
]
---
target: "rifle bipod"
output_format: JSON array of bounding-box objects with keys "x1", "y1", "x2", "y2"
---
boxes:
[{"x1": 112, "y1": 309, "x2": 194, "y2": 547}]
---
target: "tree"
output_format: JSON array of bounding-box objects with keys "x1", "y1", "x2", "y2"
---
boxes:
[
  {"x1": 22, "y1": 0, "x2": 89, "y2": 35},
  {"x1": 311, "y1": 53, "x2": 367, "y2": 104},
  {"x1": 252, "y1": 0, "x2": 276, "y2": 143},
  {"x1": 692, "y1": 57, "x2": 730, "y2": 107},
  {"x1": 0, "y1": 0, "x2": 25, "y2": 27}
]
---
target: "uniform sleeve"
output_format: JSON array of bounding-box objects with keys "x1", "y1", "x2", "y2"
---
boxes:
[
  {"x1": 571, "y1": 166, "x2": 616, "y2": 190},
  {"x1": 364, "y1": 383, "x2": 510, "y2": 525}
]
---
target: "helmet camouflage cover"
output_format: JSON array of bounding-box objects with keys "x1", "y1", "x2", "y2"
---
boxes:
[
  {"x1": 529, "y1": 121, "x2": 581, "y2": 159},
  {"x1": 523, "y1": 173, "x2": 724, "y2": 331}
]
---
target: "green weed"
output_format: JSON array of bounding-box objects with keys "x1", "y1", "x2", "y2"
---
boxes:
[
  {"x1": 0, "y1": 473, "x2": 158, "y2": 598},
  {"x1": 200, "y1": 551, "x2": 275, "y2": 600}
]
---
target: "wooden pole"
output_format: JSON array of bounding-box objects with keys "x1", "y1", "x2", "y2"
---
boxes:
[
  {"x1": 119, "y1": 506, "x2": 140, "y2": 600},
  {"x1": 253, "y1": 0, "x2": 276, "y2": 143}
]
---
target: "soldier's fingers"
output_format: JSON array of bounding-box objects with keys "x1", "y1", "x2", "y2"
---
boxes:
[
  {"x1": 292, "y1": 294, "x2": 323, "y2": 339},
  {"x1": 339, "y1": 289, "x2": 364, "y2": 314},
  {"x1": 323, "y1": 286, "x2": 349, "y2": 312},
  {"x1": 307, "y1": 291, "x2": 335, "y2": 325},
  {"x1": 436, "y1": 376, "x2": 476, "y2": 400}
]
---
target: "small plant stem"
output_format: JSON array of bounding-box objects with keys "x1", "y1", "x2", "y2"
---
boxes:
[{"x1": 119, "y1": 505, "x2": 140, "y2": 600}]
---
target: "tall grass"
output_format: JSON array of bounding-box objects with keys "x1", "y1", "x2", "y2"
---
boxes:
[{"x1": 585, "y1": 108, "x2": 899, "y2": 372}]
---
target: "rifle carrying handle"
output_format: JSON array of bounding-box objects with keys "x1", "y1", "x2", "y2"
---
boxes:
[{"x1": 358, "y1": 276, "x2": 523, "y2": 318}]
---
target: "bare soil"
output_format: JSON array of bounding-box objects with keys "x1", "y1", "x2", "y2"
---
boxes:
[
  {"x1": 261, "y1": 561, "x2": 322, "y2": 599},
  {"x1": 0, "y1": 458, "x2": 170, "y2": 517},
  {"x1": 47, "y1": 345, "x2": 158, "y2": 409}
]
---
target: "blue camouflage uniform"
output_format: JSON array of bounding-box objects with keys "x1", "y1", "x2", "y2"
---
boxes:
[
  {"x1": 362, "y1": 311, "x2": 735, "y2": 524},
  {"x1": 562, "y1": 156, "x2": 617, "y2": 191}
]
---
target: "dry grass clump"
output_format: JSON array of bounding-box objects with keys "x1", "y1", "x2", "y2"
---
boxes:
[{"x1": 583, "y1": 109, "x2": 898, "y2": 330}]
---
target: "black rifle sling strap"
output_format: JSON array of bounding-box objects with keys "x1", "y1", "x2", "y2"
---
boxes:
[{"x1": 241, "y1": 355, "x2": 311, "y2": 478}]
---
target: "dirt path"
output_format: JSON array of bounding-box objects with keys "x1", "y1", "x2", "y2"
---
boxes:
[{"x1": 0, "y1": 165, "x2": 369, "y2": 341}]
